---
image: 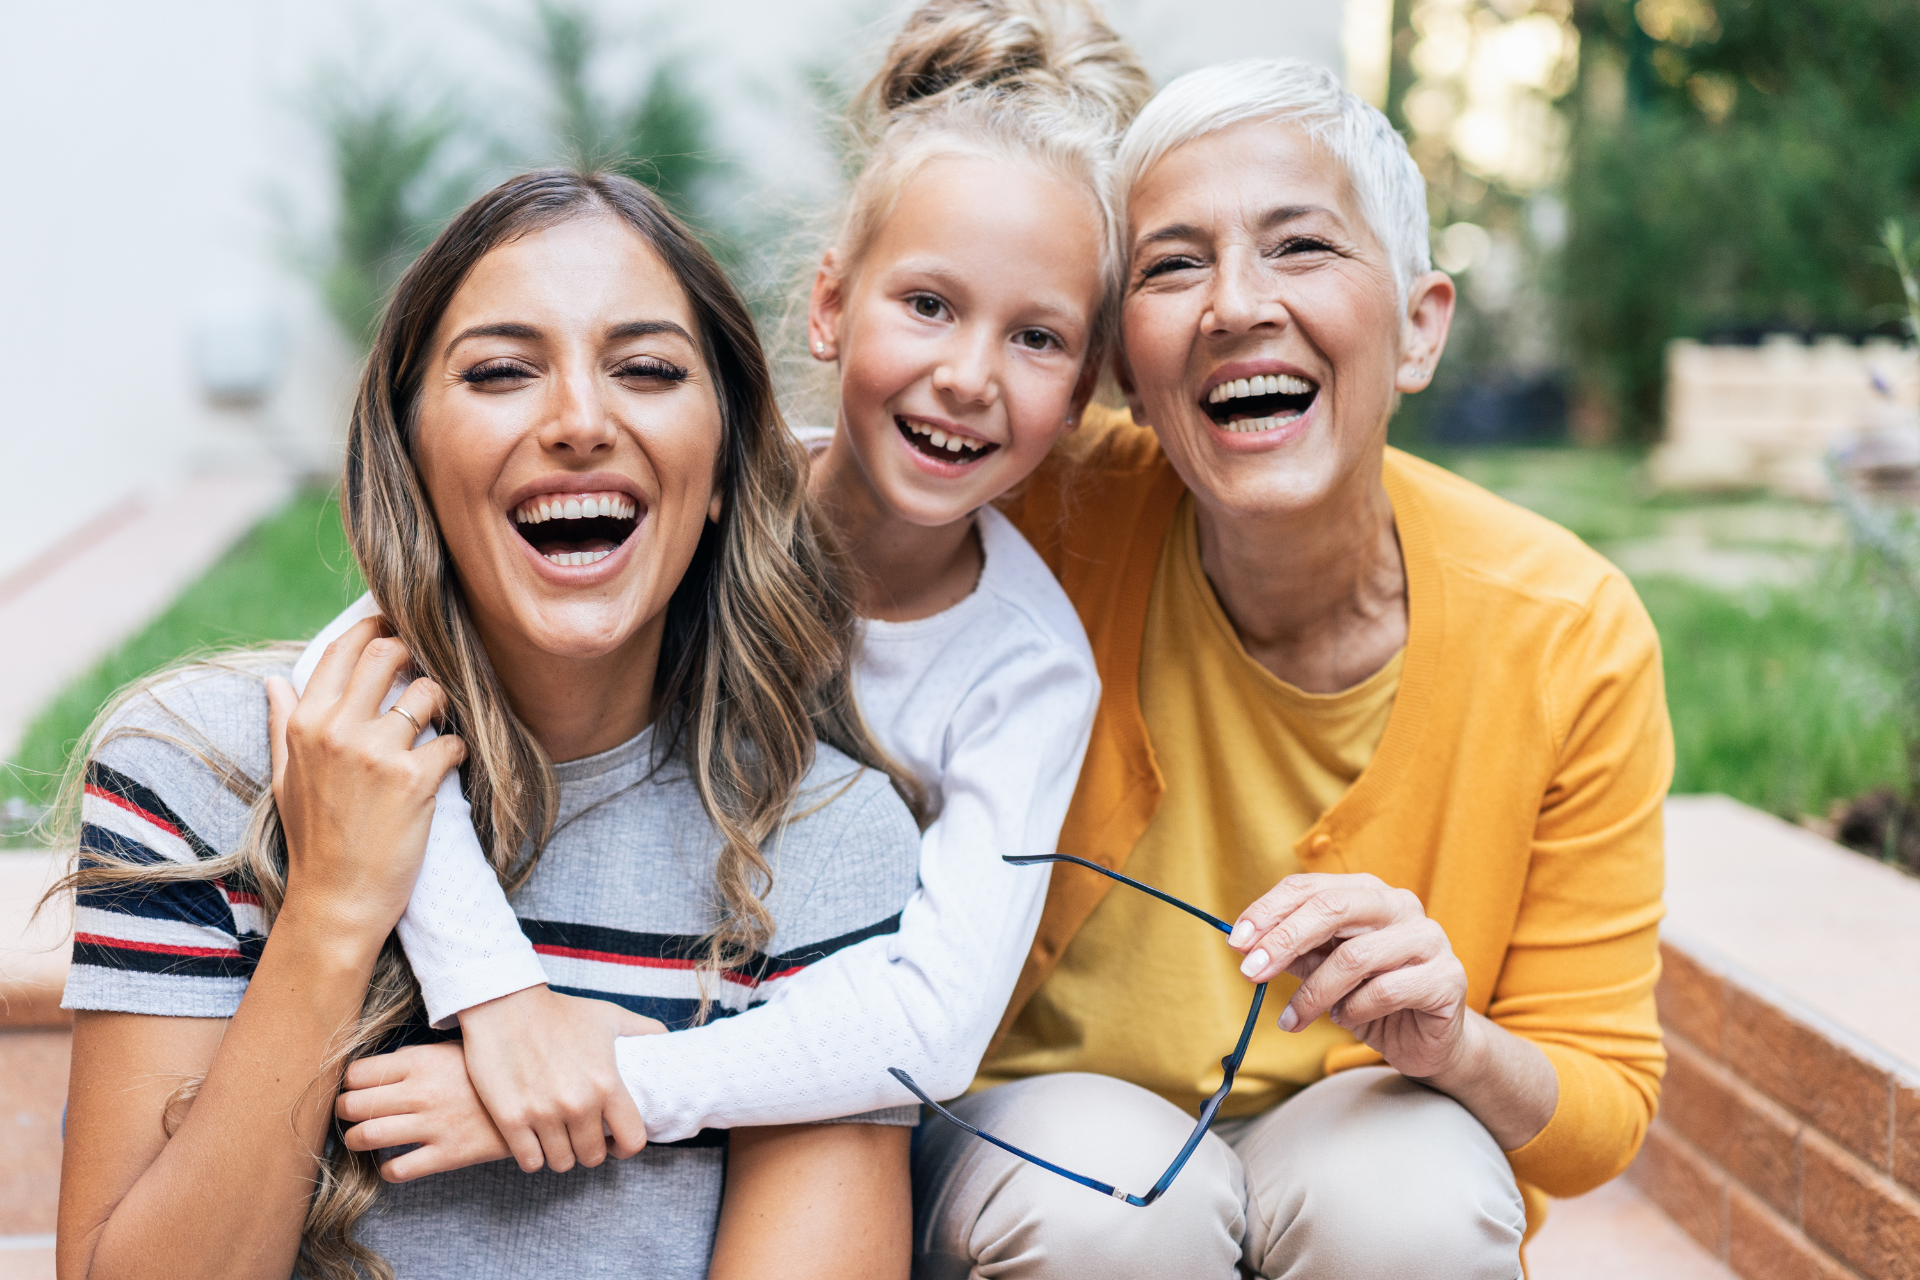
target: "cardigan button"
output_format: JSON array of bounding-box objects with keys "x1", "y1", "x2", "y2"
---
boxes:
[{"x1": 1309, "y1": 833, "x2": 1334, "y2": 857}]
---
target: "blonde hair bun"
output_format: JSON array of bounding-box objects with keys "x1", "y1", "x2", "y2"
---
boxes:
[{"x1": 859, "y1": 0, "x2": 1150, "y2": 137}]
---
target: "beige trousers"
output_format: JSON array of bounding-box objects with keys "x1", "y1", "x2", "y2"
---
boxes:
[{"x1": 911, "y1": 1068, "x2": 1524, "y2": 1279}]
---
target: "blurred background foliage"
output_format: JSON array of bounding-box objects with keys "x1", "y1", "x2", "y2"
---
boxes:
[
  {"x1": 1383, "y1": 0, "x2": 1920, "y2": 448},
  {"x1": 1559, "y1": 0, "x2": 1920, "y2": 443},
  {"x1": 312, "y1": 1, "x2": 727, "y2": 351}
]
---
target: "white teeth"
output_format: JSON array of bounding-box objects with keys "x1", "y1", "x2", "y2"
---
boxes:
[
  {"x1": 544, "y1": 549, "x2": 613, "y2": 567},
  {"x1": 1217, "y1": 412, "x2": 1304, "y2": 433},
  {"x1": 1207, "y1": 373, "x2": 1317, "y2": 404},
  {"x1": 928, "y1": 430, "x2": 948, "y2": 448},
  {"x1": 946, "y1": 436, "x2": 963, "y2": 452},
  {"x1": 513, "y1": 493, "x2": 639, "y2": 524}
]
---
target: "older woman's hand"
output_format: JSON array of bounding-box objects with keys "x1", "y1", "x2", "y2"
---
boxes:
[{"x1": 1228, "y1": 872, "x2": 1469, "y2": 1079}]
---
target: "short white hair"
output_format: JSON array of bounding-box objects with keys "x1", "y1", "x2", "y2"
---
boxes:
[{"x1": 1116, "y1": 59, "x2": 1432, "y2": 299}]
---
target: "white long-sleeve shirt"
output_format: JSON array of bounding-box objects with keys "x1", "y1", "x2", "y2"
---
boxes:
[{"x1": 292, "y1": 504, "x2": 1098, "y2": 1141}]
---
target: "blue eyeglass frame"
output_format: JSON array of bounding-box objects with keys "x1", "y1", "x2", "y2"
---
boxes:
[{"x1": 891, "y1": 851, "x2": 1268, "y2": 1207}]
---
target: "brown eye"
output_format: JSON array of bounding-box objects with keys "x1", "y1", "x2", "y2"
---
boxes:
[
  {"x1": 909, "y1": 294, "x2": 948, "y2": 320},
  {"x1": 1015, "y1": 329, "x2": 1058, "y2": 352}
]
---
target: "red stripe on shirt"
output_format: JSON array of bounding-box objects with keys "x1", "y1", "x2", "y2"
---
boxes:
[
  {"x1": 73, "y1": 931, "x2": 242, "y2": 960},
  {"x1": 532, "y1": 943, "x2": 803, "y2": 989},
  {"x1": 85, "y1": 784, "x2": 186, "y2": 840},
  {"x1": 534, "y1": 943, "x2": 697, "y2": 971}
]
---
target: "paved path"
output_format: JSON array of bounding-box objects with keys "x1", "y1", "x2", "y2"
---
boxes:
[{"x1": 0, "y1": 470, "x2": 292, "y2": 763}]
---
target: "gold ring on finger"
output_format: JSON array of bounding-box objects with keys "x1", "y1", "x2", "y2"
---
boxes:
[{"x1": 390, "y1": 705, "x2": 424, "y2": 735}]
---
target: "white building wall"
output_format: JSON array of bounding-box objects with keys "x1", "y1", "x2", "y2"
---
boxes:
[{"x1": 0, "y1": 0, "x2": 1346, "y2": 584}]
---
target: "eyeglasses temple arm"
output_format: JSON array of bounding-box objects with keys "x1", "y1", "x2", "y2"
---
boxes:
[
  {"x1": 1004, "y1": 852, "x2": 1234, "y2": 935},
  {"x1": 1139, "y1": 981, "x2": 1269, "y2": 1205},
  {"x1": 889, "y1": 1068, "x2": 1141, "y2": 1203}
]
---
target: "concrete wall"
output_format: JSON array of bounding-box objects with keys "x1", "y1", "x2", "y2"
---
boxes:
[{"x1": 0, "y1": 0, "x2": 1348, "y2": 585}]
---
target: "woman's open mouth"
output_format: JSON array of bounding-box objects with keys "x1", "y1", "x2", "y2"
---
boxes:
[
  {"x1": 511, "y1": 491, "x2": 641, "y2": 566},
  {"x1": 1202, "y1": 373, "x2": 1318, "y2": 432},
  {"x1": 897, "y1": 415, "x2": 999, "y2": 464}
]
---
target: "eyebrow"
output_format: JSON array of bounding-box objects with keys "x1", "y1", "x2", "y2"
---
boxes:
[
  {"x1": 607, "y1": 319, "x2": 696, "y2": 345},
  {"x1": 443, "y1": 318, "x2": 696, "y2": 359},
  {"x1": 444, "y1": 321, "x2": 540, "y2": 358},
  {"x1": 1134, "y1": 204, "x2": 1340, "y2": 251}
]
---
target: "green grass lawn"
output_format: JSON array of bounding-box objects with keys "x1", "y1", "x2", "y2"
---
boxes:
[
  {"x1": 3, "y1": 452, "x2": 1906, "y2": 825},
  {"x1": 2, "y1": 490, "x2": 364, "y2": 808}
]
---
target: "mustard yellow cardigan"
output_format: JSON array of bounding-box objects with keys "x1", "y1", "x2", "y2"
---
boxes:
[{"x1": 992, "y1": 411, "x2": 1671, "y2": 1233}]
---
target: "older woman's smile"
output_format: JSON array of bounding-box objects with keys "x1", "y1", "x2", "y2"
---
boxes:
[{"x1": 1200, "y1": 363, "x2": 1320, "y2": 434}]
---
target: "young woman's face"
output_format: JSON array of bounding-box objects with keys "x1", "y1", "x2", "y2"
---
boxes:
[
  {"x1": 810, "y1": 156, "x2": 1104, "y2": 527},
  {"x1": 413, "y1": 214, "x2": 724, "y2": 665}
]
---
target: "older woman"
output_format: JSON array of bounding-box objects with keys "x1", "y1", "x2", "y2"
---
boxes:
[
  {"x1": 56, "y1": 170, "x2": 920, "y2": 1280},
  {"x1": 912, "y1": 60, "x2": 1669, "y2": 1279}
]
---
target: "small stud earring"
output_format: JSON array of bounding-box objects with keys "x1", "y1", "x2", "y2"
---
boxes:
[{"x1": 813, "y1": 341, "x2": 826, "y2": 355}]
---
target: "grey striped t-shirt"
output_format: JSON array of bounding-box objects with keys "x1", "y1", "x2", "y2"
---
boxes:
[{"x1": 64, "y1": 660, "x2": 922, "y2": 1279}]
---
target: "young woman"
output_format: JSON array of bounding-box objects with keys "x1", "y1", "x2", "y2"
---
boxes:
[
  {"x1": 299, "y1": 0, "x2": 1150, "y2": 1185},
  {"x1": 54, "y1": 169, "x2": 921, "y2": 1280}
]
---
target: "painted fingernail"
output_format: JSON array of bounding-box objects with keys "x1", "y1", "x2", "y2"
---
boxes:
[
  {"x1": 1279, "y1": 1006, "x2": 1300, "y2": 1032},
  {"x1": 1239, "y1": 948, "x2": 1269, "y2": 978},
  {"x1": 1228, "y1": 920, "x2": 1253, "y2": 948}
]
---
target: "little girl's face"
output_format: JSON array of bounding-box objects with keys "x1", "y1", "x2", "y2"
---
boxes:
[{"x1": 810, "y1": 156, "x2": 1104, "y2": 527}]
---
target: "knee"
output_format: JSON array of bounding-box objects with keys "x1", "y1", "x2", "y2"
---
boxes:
[{"x1": 1243, "y1": 1070, "x2": 1524, "y2": 1279}]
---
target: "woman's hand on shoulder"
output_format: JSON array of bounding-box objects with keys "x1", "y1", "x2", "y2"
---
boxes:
[
  {"x1": 453, "y1": 985, "x2": 663, "y2": 1173},
  {"x1": 1229, "y1": 872, "x2": 1470, "y2": 1079},
  {"x1": 263, "y1": 617, "x2": 467, "y2": 943}
]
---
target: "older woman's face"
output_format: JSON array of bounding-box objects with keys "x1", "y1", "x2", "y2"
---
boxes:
[
  {"x1": 413, "y1": 214, "x2": 723, "y2": 666},
  {"x1": 1121, "y1": 120, "x2": 1451, "y2": 521}
]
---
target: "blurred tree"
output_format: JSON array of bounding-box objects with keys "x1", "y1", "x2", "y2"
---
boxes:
[
  {"x1": 316, "y1": 83, "x2": 472, "y2": 349},
  {"x1": 531, "y1": 2, "x2": 722, "y2": 221},
  {"x1": 1561, "y1": 0, "x2": 1920, "y2": 441}
]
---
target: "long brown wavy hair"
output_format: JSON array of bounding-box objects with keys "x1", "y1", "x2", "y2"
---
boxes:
[{"x1": 49, "y1": 168, "x2": 909, "y2": 1279}]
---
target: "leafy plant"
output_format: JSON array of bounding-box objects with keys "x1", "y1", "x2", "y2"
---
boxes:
[
  {"x1": 315, "y1": 79, "x2": 475, "y2": 348},
  {"x1": 1820, "y1": 221, "x2": 1920, "y2": 866},
  {"x1": 530, "y1": 2, "x2": 722, "y2": 219}
]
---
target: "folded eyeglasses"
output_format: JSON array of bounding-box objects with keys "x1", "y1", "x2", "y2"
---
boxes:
[{"x1": 891, "y1": 852, "x2": 1267, "y2": 1208}]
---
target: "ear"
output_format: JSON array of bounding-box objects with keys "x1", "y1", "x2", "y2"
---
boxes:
[
  {"x1": 707, "y1": 489, "x2": 724, "y2": 524},
  {"x1": 807, "y1": 252, "x2": 846, "y2": 362},
  {"x1": 1111, "y1": 348, "x2": 1150, "y2": 427},
  {"x1": 1395, "y1": 270, "x2": 1456, "y2": 395}
]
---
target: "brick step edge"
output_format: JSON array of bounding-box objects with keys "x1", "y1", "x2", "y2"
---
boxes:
[{"x1": 1629, "y1": 933, "x2": 1920, "y2": 1280}]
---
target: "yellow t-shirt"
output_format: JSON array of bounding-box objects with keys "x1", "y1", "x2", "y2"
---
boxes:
[{"x1": 979, "y1": 494, "x2": 1403, "y2": 1117}]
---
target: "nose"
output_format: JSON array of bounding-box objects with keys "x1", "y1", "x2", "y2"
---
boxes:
[
  {"x1": 1202, "y1": 246, "x2": 1289, "y2": 338},
  {"x1": 931, "y1": 324, "x2": 1000, "y2": 409},
  {"x1": 538, "y1": 362, "x2": 618, "y2": 458}
]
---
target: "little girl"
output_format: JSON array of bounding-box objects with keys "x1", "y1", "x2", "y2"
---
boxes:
[{"x1": 301, "y1": 0, "x2": 1150, "y2": 1178}]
